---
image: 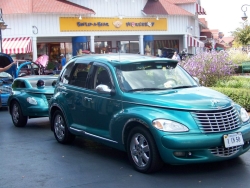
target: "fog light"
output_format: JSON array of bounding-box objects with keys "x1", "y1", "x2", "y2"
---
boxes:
[{"x1": 174, "y1": 151, "x2": 186, "y2": 157}]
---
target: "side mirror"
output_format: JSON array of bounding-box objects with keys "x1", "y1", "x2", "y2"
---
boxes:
[{"x1": 96, "y1": 84, "x2": 115, "y2": 96}]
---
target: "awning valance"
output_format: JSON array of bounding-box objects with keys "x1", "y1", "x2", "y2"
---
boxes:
[
  {"x1": 2, "y1": 37, "x2": 32, "y2": 54},
  {"x1": 187, "y1": 35, "x2": 204, "y2": 48},
  {"x1": 196, "y1": 3, "x2": 206, "y2": 15}
]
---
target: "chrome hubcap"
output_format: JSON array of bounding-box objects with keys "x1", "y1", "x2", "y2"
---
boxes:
[
  {"x1": 54, "y1": 114, "x2": 65, "y2": 140},
  {"x1": 130, "y1": 133, "x2": 150, "y2": 167},
  {"x1": 12, "y1": 104, "x2": 19, "y2": 123}
]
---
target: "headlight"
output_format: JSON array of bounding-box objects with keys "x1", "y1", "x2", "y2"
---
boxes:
[
  {"x1": 240, "y1": 108, "x2": 249, "y2": 122},
  {"x1": 27, "y1": 97, "x2": 37, "y2": 105},
  {"x1": 152, "y1": 119, "x2": 189, "y2": 132}
]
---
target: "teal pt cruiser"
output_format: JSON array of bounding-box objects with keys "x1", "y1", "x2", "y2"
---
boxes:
[{"x1": 49, "y1": 54, "x2": 250, "y2": 173}]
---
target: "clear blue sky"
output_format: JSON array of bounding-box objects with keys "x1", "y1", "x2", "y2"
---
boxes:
[{"x1": 200, "y1": 0, "x2": 249, "y2": 36}]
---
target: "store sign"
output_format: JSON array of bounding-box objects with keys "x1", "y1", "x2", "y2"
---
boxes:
[{"x1": 60, "y1": 17, "x2": 167, "y2": 31}]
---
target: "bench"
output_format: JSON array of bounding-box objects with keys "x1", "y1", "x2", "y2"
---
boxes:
[{"x1": 242, "y1": 61, "x2": 250, "y2": 73}]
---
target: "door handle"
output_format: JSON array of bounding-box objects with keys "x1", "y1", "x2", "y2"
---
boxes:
[{"x1": 84, "y1": 97, "x2": 92, "y2": 101}]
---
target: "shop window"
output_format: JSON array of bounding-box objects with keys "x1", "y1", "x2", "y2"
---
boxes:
[
  {"x1": 154, "y1": 40, "x2": 179, "y2": 56},
  {"x1": 49, "y1": 44, "x2": 60, "y2": 62},
  {"x1": 144, "y1": 41, "x2": 153, "y2": 56},
  {"x1": 92, "y1": 41, "x2": 112, "y2": 54},
  {"x1": 61, "y1": 43, "x2": 73, "y2": 61},
  {"x1": 117, "y1": 41, "x2": 139, "y2": 54},
  {"x1": 37, "y1": 43, "x2": 48, "y2": 57}
]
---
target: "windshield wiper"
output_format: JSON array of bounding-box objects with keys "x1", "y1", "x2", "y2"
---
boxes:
[
  {"x1": 171, "y1": 85, "x2": 197, "y2": 89},
  {"x1": 127, "y1": 88, "x2": 168, "y2": 92}
]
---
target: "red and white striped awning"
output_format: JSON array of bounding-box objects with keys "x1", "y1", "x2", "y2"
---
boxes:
[
  {"x1": 187, "y1": 35, "x2": 204, "y2": 48},
  {"x1": 2, "y1": 37, "x2": 32, "y2": 54},
  {"x1": 196, "y1": 3, "x2": 206, "y2": 15}
]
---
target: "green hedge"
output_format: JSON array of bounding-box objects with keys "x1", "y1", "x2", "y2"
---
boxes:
[{"x1": 211, "y1": 87, "x2": 250, "y2": 111}]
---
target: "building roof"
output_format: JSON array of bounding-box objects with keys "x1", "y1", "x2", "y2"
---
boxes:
[
  {"x1": 165, "y1": 0, "x2": 197, "y2": 4},
  {"x1": 219, "y1": 37, "x2": 234, "y2": 44},
  {"x1": 143, "y1": 0, "x2": 194, "y2": 16},
  {"x1": 199, "y1": 18, "x2": 207, "y2": 26},
  {"x1": 0, "y1": 0, "x2": 95, "y2": 15}
]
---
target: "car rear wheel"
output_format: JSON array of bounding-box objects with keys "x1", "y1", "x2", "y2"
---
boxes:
[
  {"x1": 11, "y1": 101, "x2": 28, "y2": 127},
  {"x1": 127, "y1": 126, "x2": 164, "y2": 173},
  {"x1": 52, "y1": 110, "x2": 75, "y2": 144}
]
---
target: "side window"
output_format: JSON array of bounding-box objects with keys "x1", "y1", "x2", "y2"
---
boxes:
[
  {"x1": 69, "y1": 63, "x2": 91, "y2": 88},
  {"x1": 19, "y1": 81, "x2": 26, "y2": 88},
  {"x1": 59, "y1": 61, "x2": 75, "y2": 84},
  {"x1": 90, "y1": 65, "x2": 112, "y2": 89},
  {"x1": 12, "y1": 80, "x2": 26, "y2": 88}
]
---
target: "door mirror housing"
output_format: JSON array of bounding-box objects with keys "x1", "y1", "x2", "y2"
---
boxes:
[{"x1": 96, "y1": 84, "x2": 116, "y2": 95}]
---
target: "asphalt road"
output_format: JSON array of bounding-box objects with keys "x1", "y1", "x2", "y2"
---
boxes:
[{"x1": 1, "y1": 107, "x2": 250, "y2": 188}]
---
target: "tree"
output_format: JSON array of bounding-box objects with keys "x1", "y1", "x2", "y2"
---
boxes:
[{"x1": 232, "y1": 22, "x2": 250, "y2": 46}]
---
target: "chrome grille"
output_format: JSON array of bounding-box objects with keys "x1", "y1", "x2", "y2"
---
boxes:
[
  {"x1": 209, "y1": 146, "x2": 241, "y2": 157},
  {"x1": 191, "y1": 106, "x2": 241, "y2": 133}
]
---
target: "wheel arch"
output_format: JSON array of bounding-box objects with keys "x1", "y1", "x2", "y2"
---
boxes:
[
  {"x1": 49, "y1": 104, "x2": 68, "y2": 131},
  {"x1": 9, "y1": 98, "x2": 22, "y2": 114},
  {"x1": 122, "y1": 118, "x2": 152, "y2": 151}
]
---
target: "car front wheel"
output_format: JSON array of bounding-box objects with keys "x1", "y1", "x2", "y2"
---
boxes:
[
  {"x1": 127, "y1": 126, "x2": 164, "y2": 173},
  {"x1": 11, "y1": 101, "x2": 28, "y2": 127},
  {"x1": 52, "y1": 110, "x2": 75, "y2": 144}
]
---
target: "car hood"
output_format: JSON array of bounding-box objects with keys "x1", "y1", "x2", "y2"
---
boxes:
[
  {"x1": 0, "y1": 53, "x2": 17, "y2": 78},
  {"x1": 123, "y1": 87, "x2": 233, "y2": 111}
]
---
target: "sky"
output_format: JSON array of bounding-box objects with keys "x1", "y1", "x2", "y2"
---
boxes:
[{"x1": 200, "y1": 0, "x2": 249, "y2": 36}]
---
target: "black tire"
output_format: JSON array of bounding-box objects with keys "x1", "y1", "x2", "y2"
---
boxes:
[
  {"x1": 11, "y1": 101, "x2": 28, "y2": 127},
  {"x1": 52, "y1": 110, "x2": 75, "y2": 144},
  {"x1": 126, "y1": 126, "x2": 164, "y2": 173}
]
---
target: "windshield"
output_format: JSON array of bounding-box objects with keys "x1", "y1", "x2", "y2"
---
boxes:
[{"x1": 116, "y1": 61, "x2": 198, "y2": 92}]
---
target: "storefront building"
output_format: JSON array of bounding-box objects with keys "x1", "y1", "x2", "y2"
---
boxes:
[{"x1": 0, "y1": 0, "x2": 206, "y2": 63}]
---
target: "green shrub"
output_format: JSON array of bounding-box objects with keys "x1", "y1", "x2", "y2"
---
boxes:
[
  {"x1": 211, "y1": 87, "x2": 250, "y2": 111},
  {"x1": 214, "y1": 76, "x2": 250, "y2": 89},
  {"x1": 228, "y1": 50, "x2": 250, "y2": 65}
]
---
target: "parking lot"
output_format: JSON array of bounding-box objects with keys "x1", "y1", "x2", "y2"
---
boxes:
[{"x1": 1, "y1": 107, "x2": 250, "y2": 188}]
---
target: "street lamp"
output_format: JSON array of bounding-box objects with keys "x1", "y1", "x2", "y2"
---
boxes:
[
  {"x1": 0, "y1": 8, "x2": 7, "y2": 53},
  {"x1": 241, "y1": 4, "x2": 250, "y2": 21}
]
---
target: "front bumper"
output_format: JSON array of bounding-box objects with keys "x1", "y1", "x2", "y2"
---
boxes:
[{"x1": 158, "y1": 123, "x2": 250, "y2": 164}]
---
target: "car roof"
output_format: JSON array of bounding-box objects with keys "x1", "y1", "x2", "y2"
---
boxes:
[{"x1": 73, "y1": 54, "x2": 178, "y2": 66}]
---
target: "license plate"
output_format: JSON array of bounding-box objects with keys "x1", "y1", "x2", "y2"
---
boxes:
[{"x1": 223, "y1": 132, "x2": 244, "y2": 148}]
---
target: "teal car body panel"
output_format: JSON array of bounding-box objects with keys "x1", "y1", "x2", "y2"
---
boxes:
[
  {"x1": 49, "y1": 54, "x2": 250, "y2": 169},
  {"x1": 8, "y1": 75, "x2": 57, "y2": 119}
]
